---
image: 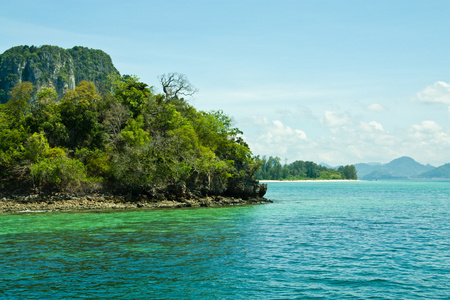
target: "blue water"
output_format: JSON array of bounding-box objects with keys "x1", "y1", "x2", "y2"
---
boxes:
[{"x1": 0, "y1": 181, "x2": 449, "y2": 299}]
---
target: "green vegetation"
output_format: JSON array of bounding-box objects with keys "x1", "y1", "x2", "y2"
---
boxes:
[
  {"x1": 416, "y1": 163, "x2": 450, "y2": 179},
  {"x1": 0, "y1": 45, "x2": 355, "y2": 200},
  {"x1": 254, "y1": 156, "x2": 357, "y2": 180},
  {"x1": 0, "y1": 76, "x2": 261, "y2": 198},
  {"x1": 0, "y1": 45, "x2": 119, "y2": 103}
]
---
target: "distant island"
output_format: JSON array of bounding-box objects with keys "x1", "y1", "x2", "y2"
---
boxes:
[
  {"x1": 417, "y1": 163, "x2": 450, "y2": 179},
  {"x1": 0, "y1": 45, "x2": 269, "y2": 212},
  {"x1": 254, "y1": 156, "x2": 357, "y2": 180},
  {"x1": 254, "y1": 155, "x2": 450, "y2": 181},
  {"x1": 354, "y1": 156, "x2": 450, "y2": 180}
]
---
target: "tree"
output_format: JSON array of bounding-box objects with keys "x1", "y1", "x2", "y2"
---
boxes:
[
  {"x1": 58, "y1": 81, "x2": 103, "y2": 148},
  {"x1": 23, "y1": 132, "x2": 51, "y2": 163},
  {"x1": 254, "y1": 156, "x2": 357, "y2": 180},
  {"x1": 338, "y1": 165, "x2": 358, "y2": 179},
  {"x1": 159, "y1": 73, "x2": 197, "y2": 101},
  {"x1": 5, "y1": 82, "x2": 33, "y2": 123},
  {"x1": 113, "y1": 75, "x2": 151, "y2": 117},
  {"x1": 30, "y1": 155, "x2": 88, "y2": 192},
  {"x1": 25, "y1": 87, "x2": 69, "y2": 147},
  {"x1": 305, "y1": 161, "x2": 319, "y2": 178},
  {"x1": 120, "y1": 115, "x2": 151, "y2": 147},
  {"x1": 102, "y1": 97, "x2": 130, "y2": 148},
  {"x1": 0, "y1": 74, "x2": 266, "y2": 199},
  {"x1": 35, "y1": 87, "x2": 58, "y2": 106}
]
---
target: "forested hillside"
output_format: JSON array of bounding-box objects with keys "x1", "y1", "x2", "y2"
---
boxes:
[
  {"x1": 0, "y1": 74, "x2": 266, "y2": 200},
  {"x1": 355, "y1": 156, "x2": 436, "y2": 180},
  {"x1": 255, "y1": 156, "x2": 357, "y2": 180},
  {"x1": 417, "y1": 163, "x2": 450, "y2": 179},
  {"x1": 0, "y1": 45, "x2": 119, "y2": 103}
]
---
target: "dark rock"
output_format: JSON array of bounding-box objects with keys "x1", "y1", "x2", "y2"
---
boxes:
[{"x1": 167, "y1": 183, "x2": 190, "y2": 200}]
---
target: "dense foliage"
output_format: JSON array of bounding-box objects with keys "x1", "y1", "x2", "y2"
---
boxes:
[
  {"x1": 0, "y1": 77, "x2": 260, "y2": 197},
  {"x1": 254, "y1": 156, "x2": 357, "y2": 180}
]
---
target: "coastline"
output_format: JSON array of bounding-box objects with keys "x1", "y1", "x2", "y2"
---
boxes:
[
  {"x1": 259, "y1": 179, "x2": 361, "y2": 183},
  {"x1": 0, "y1": 194, "x2": 272, "y2": 214}
]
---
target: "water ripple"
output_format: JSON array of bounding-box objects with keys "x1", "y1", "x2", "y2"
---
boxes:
[{"x1": 0, "y1": 181, "x2": 449, "y2": 299}]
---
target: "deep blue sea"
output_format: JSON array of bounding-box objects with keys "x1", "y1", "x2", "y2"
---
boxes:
[{"x1": 1, "y1": 180, "x2": 449, "y2": 299}]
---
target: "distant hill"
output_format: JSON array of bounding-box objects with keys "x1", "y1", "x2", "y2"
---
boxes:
[
  {"x1": 361, "y1": 170, "x2": 399, "y2": 181},
  {"x1": 354, "y1": 163, "x2": 380, "y2": 178},
  {"x1": 319, "y1": 162, "x2": 334, "y2": 169},
  {"x1": 0, "y1": 45, "x2": 120, "y2": 103},
  {"x1": 417, "y1": 163, "x2": 450, "y2": 179},
  {"x1": 355, "y1": 156, "x2": 436, "y2": 180}
]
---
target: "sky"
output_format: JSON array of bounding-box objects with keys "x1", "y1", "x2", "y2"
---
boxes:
[{"x1": 1, "y1": 0, "x2": 450, "y2": 166}]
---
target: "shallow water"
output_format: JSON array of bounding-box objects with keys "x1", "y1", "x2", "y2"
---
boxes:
[{"x1": 1, "y1": 180, "x2": 449, "y2": 299}]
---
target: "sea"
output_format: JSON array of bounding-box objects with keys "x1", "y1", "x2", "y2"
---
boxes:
[{"x1": 0, "y1": 180, "x2": 449, "y2": 299}]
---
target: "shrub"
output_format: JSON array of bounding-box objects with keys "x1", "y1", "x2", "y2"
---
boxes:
[{"x1": 30, "y1": 155, "x2": 88, "y2": 192}]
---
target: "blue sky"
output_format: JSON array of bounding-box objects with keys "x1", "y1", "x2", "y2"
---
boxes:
[{"x1": 1, "y1": 0, "x2": 450, "y2": 166}]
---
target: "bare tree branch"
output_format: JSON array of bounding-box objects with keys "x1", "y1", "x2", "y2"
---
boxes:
[{"x1": 158, "y1": 72, "x2": 198, "y2": 101}]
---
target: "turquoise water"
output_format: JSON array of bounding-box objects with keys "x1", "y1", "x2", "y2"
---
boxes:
[{"x1": 1, "y1": 181, "x2": 449, "y2": 299}]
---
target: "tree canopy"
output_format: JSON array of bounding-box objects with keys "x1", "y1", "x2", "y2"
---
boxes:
[
  {"x1": 254, "y1": 156, "x2": 357, "y2": 180},
  {"x1": 0, "y1": 76, "x2": 261, "y2": 198}
]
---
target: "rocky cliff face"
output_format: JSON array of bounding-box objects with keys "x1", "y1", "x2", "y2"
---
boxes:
[{"x1": 0, "y1": 45, "x2": 120, "y2": 103}]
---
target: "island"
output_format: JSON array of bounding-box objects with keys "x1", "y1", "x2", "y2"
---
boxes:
[
  {"x1": 0, "y1": 45, "x2": 269, "y2": 212},
  {"x1": 254, "y1": 156, "x2": 357, "y2": 180}
]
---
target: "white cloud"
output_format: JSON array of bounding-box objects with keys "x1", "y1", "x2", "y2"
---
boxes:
[
  {"x1": 265, "y1": 120, "x2": 307, "y2": 143},
  {"x1": 410, "y1": 120, "x2": 443, "y2": 133},
  {"x1": 367, "y1": 103, "x2": 386, "y2": 112},
  {"x1": 320, "y1": 111, "x2": 352, "y2": 127},
  {"x1": 247, "y1": 115, "x2": 450, "y2": 166},
  {"x1": 246, "y1": 119, "x2": 310, "y2": 157},
  {"x1": 252, "y1": 116, "x2": 270, "y2": 125},
  {"x1": 314, "y1": 124, "x2": 398, "y2": 164},
  {"x1": 417, "y1": 81, "x2": 450, "y2": 104},
  {"x1": 360, "y1": 121, "x2": 385, "y2": 132},
  {"x1": 407, "y1": 120, "x2": 449, "y2": 145},
  {"x1": 401, "y1": 121, "x2": 450, "y2": 163},
  {"x1": 243, "y1": 101, "x2": 450, "y2": 166}
]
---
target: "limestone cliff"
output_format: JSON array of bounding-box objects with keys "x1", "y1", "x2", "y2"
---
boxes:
[{"x1": 0, "y1": 45, "x2": 120, "y2": 103}]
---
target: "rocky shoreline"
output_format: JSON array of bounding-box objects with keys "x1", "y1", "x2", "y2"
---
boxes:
[{"x1": 0, "y1": 193, "x2": 272, "y2": 213}]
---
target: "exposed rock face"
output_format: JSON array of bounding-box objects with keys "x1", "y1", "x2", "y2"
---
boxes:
[
  {"x1": 122, "y1": 178, "x2": 267, "y2": 202},
  {"x1": 0, "y1": 45, "x2": 120, "y2": 103},
  {"x1": 225, "y1": 178, "x2": 268, "y2": 199}
]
